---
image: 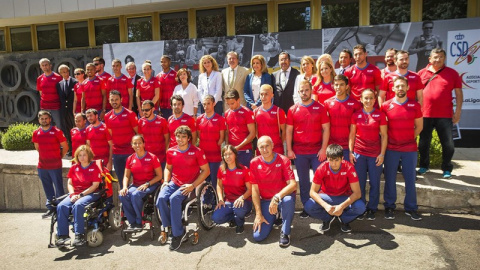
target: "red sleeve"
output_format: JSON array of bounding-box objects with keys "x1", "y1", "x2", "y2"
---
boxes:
[
  {"x1": 152, "y1": 153, "x2": 161, "y2": 169},
  {"x1": 36, "y1": 76, "x2": 42, "y2": 92},
  {"x1": 216, "y1": 166, "x2": 223, "y2": 180},
  {"x1": 166, "y1": 150, "x2": 172, "y2": 165},
  {"x1": 127, "y1": 78, "x2": 134, "y2": 89},
  {"x1": 279, "y1": 108, "x2": 287, "y2": 125},
  {"x1": 125, "y1": 155, "x2": 134, "y2": 170},
  {"x1": 92, "y1": 165, "x2": 102, "y2": 183},
  {"x1": 67, "y1": 165, "x2": 76, "y2": 179},
  {"x1": 415, "y1": 102, "x2": 423, "y2": 118},
  {"x1": 415, "y1": 75, "x2": 423, "y2": 91},
  {"x1": 381, "y1": 75, "x2": 389, "y2": 91},
  {"x1": 344, "y1": 67, "x2": 352, "y2": 78},
  {"x1": 137, "y1": 120, "x2": 143, "y2": 134},
  {"x1": 351, "y1": 112, "x2": 357, "y2": 125},
  {"x1": 380, "y1": 111, "x2": 387, "y2": 125},
  {"x1": 129, "y1": 111, "x2": 139, "y2": 128},
  {"x1": 154, "y1": 78, "x2": 161, "y2": 88},
  {"x1": 243, "y1": 167, "x2": 251, "y2": 183},
  {"x1": 188, "y1": 117, "x2": 196, "y2": 132},
  {"x1": 321, "y1": 106, "x2": 330, "y2": 124},
  {"x1": 219, "y1": 116, "x2": 226, "y2": 131},
  {"x1": 32, "y1": 130, "x2": 38, "y2": 143},
  {"x1": 374, "y1": 68, "x2": 383, "y2": 88},
  {"x1": 282, "y1": 157, "x2": 295, "y2": 182},
  {"x1": 162, "y1": 120, "x2": 169, "y2": 135},
  {"x1": 312, "y1": 165, "x2": 323, "y2": 185},
  {"x1": 453, "y1": 70, "x2": 462, "y2": 89},
  {"x1": 196, "y1": 148, "x2": 208, "y2": 166},
  {"x1": 249, "y1": 161, "x2": 258, "y2": 185},
  {"x1": 246, "y1": 110, "x2": 255, "y2": 125},
  {"x1": 56, "y1": 129, "x2": 67, "y2": 143},
  {"x1": 347, "y1": 163, "x2": 359, "y2": 183},
  {"x1": 286, "y1": 106, "x2": 295, "y2": 125}
]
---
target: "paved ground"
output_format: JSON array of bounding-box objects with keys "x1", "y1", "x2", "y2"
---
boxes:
[{"x1": 0, "y1": 211, "x2": 479, "y2": 270}]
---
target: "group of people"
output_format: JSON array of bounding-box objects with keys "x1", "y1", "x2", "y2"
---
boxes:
[{"x1": 33, "y1": 42, "x2": 463, "y2": 250}]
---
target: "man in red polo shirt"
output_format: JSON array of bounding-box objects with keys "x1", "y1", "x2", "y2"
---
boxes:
[
  {"x1": 105, "y1": 59, "x2": 133, "y2": 111},
  {"x1": 86, "y1": 108, "x2": 113, "y2": 171},
  {"x1": 156, "y1": 126, "x2": 210, "y2": 251},
  {"x1": 254, "y1": 84, "x2": 286, "y2": 155},
  {"x1": 304, "y1": 143, "x2": 365, "y2": 233},
  {"x1": 379, "y1": 50, "x2": 424, "y2": 108},
  {"x1": 286, "y1": 80, "x2": 330, "y2": 217},
  {"x1": 93, "y1": 57, "x2": 111, "y2": 81},
  {"x1": 197, "y1": 95, "x2": 226, "y2": 187},
  {"x1": 324, "y1": 75, "x2": 361, "y2": 161},
  {"x1": 382, "y1": 76, "x2": 423, "y2": 220},
  {"x1": 82, "y1": 63, "x2": 107, "y2": 120},
  {"x1": 344, "y1": 44, "x2": 383, "y2": 101},
  {"x1": 250, "y1": 136, "x2": 297, "y2": 247},
  {"x1": 417, "y1": 48, "x2": 463, "y2": 179},
  {"x1": 37, "y1": 58, "x2": 63, "y2": 130},
  {"x1": 70, "y1": 113, "x2": 87, "y2": 155},
  {"x1": 157, "y1": 55, "x2": 178, "y2": 120},
  {"x1": 138, "y1": 100, "x2": 169, "y2": 168},
  {"x1": 381, "y1": 48, "x2": 397, "y2": 79},
  {"x1": 32, "y1": 110, "x2": 68, "y2": 218},
  {"x1": 168, "y1": 95, "x2": 197, "y2": 148},
  {"x1": 104, "y1": 90, "x2": 138, "y2": 188},
  {"x1": 225, "y1": 89, "x2": 256, "y2": 168}
]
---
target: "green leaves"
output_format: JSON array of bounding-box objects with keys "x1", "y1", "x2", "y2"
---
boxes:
[{"x1": 1, "y1": 123, "x2": 38, "y2": 150}]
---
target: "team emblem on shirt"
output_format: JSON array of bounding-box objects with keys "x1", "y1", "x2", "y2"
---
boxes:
[
  {"x1": 132, "y1": 159, "x2": 136, "y2": 163},
  {"x1": 145, "y1": 158, "x2": 151, "y2": 161},
  {"x1": 173, "y1": 152, "x2": 177, "y2": 155},
  {"x1": 353, "y1": 172, "x2": 357, "y2": 177},
  {"x1": 313, "y1": 107, "x2": 319, "y2": 109},
  {"x1": 276, "y1": 164, "x2": 281, "y2": 167},
  {"x1": 257, "y1": 165, "x2": 262, "y2": 169},
  {"x1": 236, "y1": 172, "x2": 243, "y2": 175},
  {"x1": 408, "y1": 104, "x2": 415, "y2": 107},
  {"x1": 341, "y1": 172, "x2": 346, "y2": 175},
  {"x1": 188, "y1": 152, "x2": 195, "y2": 155},
  {"x1": 89, "y1": 169, "x2": 94, "y2": 171}
]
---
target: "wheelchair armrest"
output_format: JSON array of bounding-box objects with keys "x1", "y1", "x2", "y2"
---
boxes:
[
  {"x1": 51, "y1": 194, "x2": 69, "y2": 206},
  {"x1": 92, "y1": 189, "x2": 107, "y2": 197}
]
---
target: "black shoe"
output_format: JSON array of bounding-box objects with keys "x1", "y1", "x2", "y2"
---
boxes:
[
  {"x1": 356, "y1": 212, "x2": 365, "y2": 220},
  {"x1": 169, "y1": 231, "x2": 187, "y2": 251},
  {"x1": 384, "y1": 208, "x2": 395, "y2": 220},
  {"x1": 365, "y1": 210, "x2": 376, "y2": 221},
  {"x1": 320, "y1": 217, "x2": 335, "y2": 232},
  {"x1": 279, "y1": 232, "x2": 290, "y2": 247},
  {"x1": 55, "y1": 235, "x2": 70, "y2": 247},
  {"x1": 134, "y1": 223, "x2": 143, "y2": 232},
  {"x1": 273, "y1": 217, "x2": 283, "y2": 228},
  {"x1": 299, "y1": 210, "x2": 309, "y2": 219},
  {"x1": 42, "y1": 209, "x2": 54, "y2": 219},
  {"x1": 236, "y1": 225, "x2": 244, "y2": 234},
  {"x1": 340, "y1": 222, "x2": 352, "y2": 233},
  {"x1": 72, "y1": 234, "x2": 86, "y2": 246},
  {"x1": 405, "y1": 210, "x2": 423, "y2": 221},
  {"x1": 228, "y1": 220, "x2": 236, "y2": 228}
]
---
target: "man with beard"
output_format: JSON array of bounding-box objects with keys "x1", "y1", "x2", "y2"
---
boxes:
[
  {"x1": 93, "y1": 57, "x2": 111, "y2": 81},
  {"x1": 379, "y1": 50, "x2": 424, "y2": 108},
  {"x1": 32, "y1": 110, "x2": 68, "y2": 218},
  {"x1": 82, "y1": 63, "x2": 106, "y2": 120},
  {"x1": 156, "y1": 55, "x2": 178, "y2": 120},
  {"x1": 105, "y1": 59, "x2": 133, "y2": 112},
  {"x1": 168, "y1": 95, "x2": 197, "y2": 148},
  {"x1": 86, "y1": 108, "x2": 113, "y2": 171},
  {"x1": 104, "y1": 90, "x2": 138, "y2": 188},
  {"x1": 37, "y1": 58, "x2": 63, "y2": 130},
  {"x1": 381, "y1": 48, "x2": 397, "y2": 79},
  {"x1": 381, "y1": 76, "x2": 423, "y2": 221},
  {"x1": 272, "y1": 52, "x2": 300, "y2": 113}
]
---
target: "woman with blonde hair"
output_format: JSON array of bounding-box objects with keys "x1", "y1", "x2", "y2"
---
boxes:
[
  {"x1": 198, "y1": 55, "x2": 223, "y2": 115},
  {"x1": 243, "y1": 54, "x2": 273, "y2": 110},
  {"x1": 55, "y1": 145, "x2": 102, "y2": 247},
  {"x1": 313, "y1": 61, "x2": 337, "y2": 104},
  {"x1": 293, "y1": 56, "x2": 317, "y2": 104}
]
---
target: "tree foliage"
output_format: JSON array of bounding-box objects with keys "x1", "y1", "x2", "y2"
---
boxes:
[
  {"x1": 370, "y1": 0, "x2": 410, "y2": 25},
  {"x1": 422, "y1": 0, "x2": 467, "y2": 20},
  {"x1": 322, "y1": 2, "x2": 359, "y2": 29}
]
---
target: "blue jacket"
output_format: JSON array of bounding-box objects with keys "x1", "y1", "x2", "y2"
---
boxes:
[{"x1": 243, "y1": 72, "x2": 274, "y2": 110}]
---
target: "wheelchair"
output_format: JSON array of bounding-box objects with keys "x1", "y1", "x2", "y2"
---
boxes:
[
  {"x1": 47, "y1": 190, "x2": 122, "y2": 248},
  {"x1": 157, "y1": 181, "x2": 218, "y2": 245},
  {"x1": 120, "y1": 186, "x2": 161, "y2": 241}
]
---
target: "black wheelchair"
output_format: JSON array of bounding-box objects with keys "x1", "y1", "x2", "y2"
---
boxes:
[
  {"x1": 157, "y1": 181, "x2": 218, "y2": 245},
  {"x1": 47, "y1": 189, "x2": 122, "y2": 248},
  {"x1": 120, "y1": 186, "x2": 161, "y2": 241}
]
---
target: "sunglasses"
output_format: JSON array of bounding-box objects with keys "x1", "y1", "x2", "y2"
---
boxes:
[
  {"x1": 141, "y1": 108, "x2": 153, "y2": 112},
  {"x1": 94, "y1": 63, "x2": 100, "y2": 66},
  {"x1": 74, "y1": 73, "x2": 83, "y2": 76}
]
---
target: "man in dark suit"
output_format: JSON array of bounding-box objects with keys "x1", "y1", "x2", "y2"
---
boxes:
[
  {"x1": 273, "y1": 52, "x2": 300, "y2": 113},
  {"x1": 126, "y1": 61, "x2": 141, "y2": 115},
  {"x1": 57, "y1": 64, "x2": 77, "y2": 155}
]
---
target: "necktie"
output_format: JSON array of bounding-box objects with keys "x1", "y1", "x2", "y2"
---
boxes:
[
  {"x1": 64, "y1": 80, "x2": 68, "y2": 93},
  {"x1": 340, "y1": 68, "x2": 345, "y2": 75}
]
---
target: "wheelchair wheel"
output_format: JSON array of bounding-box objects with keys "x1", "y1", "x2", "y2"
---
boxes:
[
  {"x1": 153, "y1": 187, "x2": 162, "y2": 226},
  {"x1": 121, "y1": 224, "x2": 128, "y2": 241},
  {"x1": 108, "y1": 206, "x2": 122, "y2": 230},
  {"x1": 197, "y1": 182, "x2": 218, "y2": 230},
  {"x1": 150, "y1": 229, "x2": 155, "y2": 241},
  {"x1": 86, "y1": 230, "x2": 103, "y2": 247}
]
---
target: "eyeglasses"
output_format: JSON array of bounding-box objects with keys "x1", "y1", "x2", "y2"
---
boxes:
[
  {"x1": 141, "y1": 108, "x2": 153, "y2": 112},
  {"x1": 94, "y1": 63, "x2": 100, "y2": 66},
  {"x1": 74, "y1": 73, "x2": 83, "y2": 76}
]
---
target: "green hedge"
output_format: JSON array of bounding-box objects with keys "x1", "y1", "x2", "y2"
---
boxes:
[
  {"x1": 0, "y1": 131, "x2": 3, "y2": 148},
  {"x1": 417, "y1": 130, "x2": 442, "y2": 169},
  {"x1": 1, "y1": 123, "x2": 38, "y2": 151}
]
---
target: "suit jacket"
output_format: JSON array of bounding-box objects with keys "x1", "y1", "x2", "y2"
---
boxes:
[
  {"x1": 272, "y1": 67, "x2": 300, "y2": 113},
  {"x1": 222, "y1": 66, "x2": 249, "y2": 106},
  {"x1": 56, "y1": 77, "x2": 77, "y2": 113},
  {"x1": 131, "y1": 74, "x2": 141, "y2": 114},
  {"x1": 243, "y1": 72, "x2": 274, "y2": 110}
]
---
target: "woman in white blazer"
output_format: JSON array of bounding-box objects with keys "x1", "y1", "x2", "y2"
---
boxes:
[{"x1": 197, "y1": 55, "x2": 224, "y2": 115}]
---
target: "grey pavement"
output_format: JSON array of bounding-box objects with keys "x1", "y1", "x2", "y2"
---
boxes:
[{"x1": 0, "y1": 211, "x2": 479, "y2": 270}]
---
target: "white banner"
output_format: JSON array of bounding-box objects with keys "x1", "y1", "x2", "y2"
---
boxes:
[{"x1": 447, "y1": 29, "x2": 480, "y2": 110}]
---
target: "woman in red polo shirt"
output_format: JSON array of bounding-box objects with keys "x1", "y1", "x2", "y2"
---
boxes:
[{"x1": 212, "y1": 145, "x2": 252, "y2": 234}]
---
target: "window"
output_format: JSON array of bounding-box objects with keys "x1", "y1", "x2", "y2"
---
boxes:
[
  {"x1": 0, "y1": 30, "x2": 5, "y2": 51},
  {"x1": 196, "y1": 8, "x2": 226, "y2": 38},
  {"x1": 278, "y1": 2, "x2": 310, "y2": 32},
  {"x1": 322, "y1": 0, "x2": 359, "y2": 28},
  {"x1": 127, "y1": 16, "x2": 152, "y2": 42},
  {"x1": 65, "y1": 21, "x2": 89, "y2": 48},
  {"x1": 423, "y1": 0, "x2": 467, "y2": 20},
  {"x1": 371, "y1": 0, "x2": 410, "y2": 25},
  {"x1": 94, "y1": 18, "x2": 120, "y2": 46},
  {"x1": 160, "y1": 12, "x2": 188, "y2": 40},
  {"x1": 37, "y1": 24, "x2": 60, "y2": 50},
  {"x1": 235, "y1": 5, "x2": 268, "y2": 35},
  {"x1": 10, "y1": 27, "x2": 32, "y2": 51}
]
